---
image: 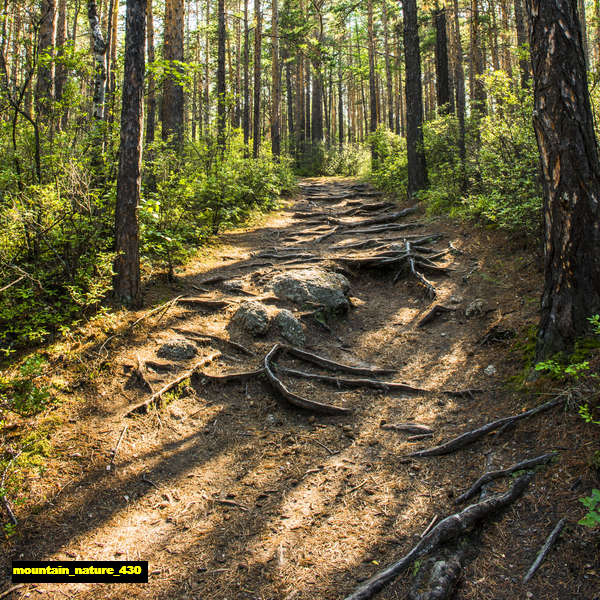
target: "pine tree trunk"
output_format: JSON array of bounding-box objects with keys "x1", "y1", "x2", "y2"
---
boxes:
[
  {"x1": 514, "y1": 0, "x2": 530, "y2": 87},
  {"x1": 145, "y1": 0, "x2": 156, "y2": 145},
  {"x1": 216, "y1": 0, "x2": 226, "y2": 151},
  {"x1": 470, "y1": 0, "x2": 486, "y2": 115},
  {"x1": 452, "y1": 0, "x2": 466, "y2": 188},
  {"x1": 527, "y1": 0, "x2": 600, "y2": 359},
  {"x1": 54, "y1": 0, "x2": 67, "y2": 113},
  {"x1": 367, "y1": 0, "x2": 377, "y2": 158},
  {"x1": 434, "y1": 4, "x2": 450, "y2": 113},
  {"x1": 35, "y1": 0, "x2": 57, "y2": 121},
  {"x1": 271, "y1": 0, "x2": 280, "y2": 156},
  {"x1": 113, "y1": 0, "x2": 145, "y2": 308},
  {"x1": 252, "y1": 0, "x2": 262, "y2": 157},
  {"x1": 500, "y1": 0, "x2": 513, "y2": 77},
  {"x1": 242, "y1": 0, "x2": 250, "y2": 149},
  {"x1": 162, "y1": 0, "x2": 184, "y2": 145},
  {"x1": 403, "y1": 0, "x2": 427, "y2": 197}
]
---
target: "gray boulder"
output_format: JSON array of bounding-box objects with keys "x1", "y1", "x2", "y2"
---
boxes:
[
  {"x1": 274, "y1": 309, "x2": 305, "y2": 346},
  {"x1": 231, "y1": 301, "x2": 271, "y2": 336},
  {"x1": 465, "y1": 298, "x2": 486, "y2": 318},
  {"x1": 270, "y1": 268, "x2": 350, "y2": 313},
  {"x1": 157, "y1": 339, "x2": 197, "y2": 361}
]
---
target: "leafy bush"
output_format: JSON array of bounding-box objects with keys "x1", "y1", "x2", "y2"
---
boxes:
[
  {"x1": 369, "y1": 71, "x2": 542, "y2": 239},
  {"x1": 579, "y1": 489, "x2": 600, "y2": 529}
]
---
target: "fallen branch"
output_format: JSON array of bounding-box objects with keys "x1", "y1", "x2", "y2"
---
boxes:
[
  {"x1": 380, "y1": 422, "x2": 433, "y2": 434},
  {"x1": 125, "y1": 352, "x2": 221, "y2": 416},
  {"x1": 264, "y1": 345, "x2": 352, "y2": 415},
  {"x1": 343, "y1": 473, "x2": 533, "y2": 600},
  {"x1": 408, "y1": 397, "x2": 564, "y2": 458},
  {"x1": 107, "y1": 425, "x2": 129, "y2": 470},
  {"x1": 523, "y1": 518, "x2": 566, "y2": 583},
  {"x1": 455, "y1": 452, "x2": 557, "y2": 504}
]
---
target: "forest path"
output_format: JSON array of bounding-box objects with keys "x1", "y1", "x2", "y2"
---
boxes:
[{"x1": 2, "y1": 178, "x2": 589, "y2": 600}]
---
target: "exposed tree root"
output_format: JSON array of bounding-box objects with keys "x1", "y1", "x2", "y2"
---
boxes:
[
  {"x1": 264, "y1": 345, "x2": 352, "y2": 415},
  {"x1": 275, "y1": 366, "x2": 429, "y2": 394},
  {"x1": 408, "y1": 547, "x2": 465, "y2": 600},
  {"x1": 173, "y1": 328, "x2": 255, "y2": 356},
  {"x1": 343, "y1": 473, "x2": 533, "y2": 600},
  {"x1": 178, "y1": 297, "x2": 230, "y2": 310},
  {"x1": 455, "y1": 452, "x2": 556, "y2": 504},
  {"x1": 417, "y1": 305, "x2": 456, "y2": 327},
  {"x1": 125, "y1": 352, "x2": 221, "y2": 416},
  {"x1": 279, "y1": 344, "x2": 395, "y2": 376},
  {"x1": 407, "y1": 397, "x2": 565, "y2": 458},
  {"x1": 523, "y1": 518, "x2": 566, "y2": 583},
  {"x1": 133, "y1": 353, "x2": 153, "y2": 392}
]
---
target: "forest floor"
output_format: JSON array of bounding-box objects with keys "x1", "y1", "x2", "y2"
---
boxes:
[{"x1": 0, "y1": 177, "x2": 598, "y2": 600}]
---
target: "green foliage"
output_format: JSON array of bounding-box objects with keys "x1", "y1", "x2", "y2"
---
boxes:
[
  {"x1": 294, "y1": 142, "x2": 369, "y2": 176},
  {"x1": 141, "y1": 137, "x2": 295, "y2": 276},
  {"x1": 579, "y1": 489, "x2": 600, "y2": 529},
  {"x1": 369, "y1": 71, "x2": 541, "y2": 239},
  {"x1": 0, "y1": 354, "x2": 51, "y2": 417}
]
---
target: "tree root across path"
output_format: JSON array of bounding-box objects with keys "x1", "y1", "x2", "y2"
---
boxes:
[
  {"x1": 343, "y1": 473, "x2": 533, "y2": 600},
  {"x1": 407, "y1": 396, "x2": 565, "y2": 457}
]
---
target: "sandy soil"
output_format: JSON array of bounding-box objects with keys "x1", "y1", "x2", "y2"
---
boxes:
[{"x1": 0, "y1": 177, "x2": 598, "y2": 600}]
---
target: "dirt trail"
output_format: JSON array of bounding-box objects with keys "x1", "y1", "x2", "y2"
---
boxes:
[{"x1": 1, "y1": 177, "x2": 597, "y2": 600}]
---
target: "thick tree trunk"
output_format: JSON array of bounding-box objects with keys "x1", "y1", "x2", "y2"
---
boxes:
[
  {"x1": 527, "y1": 0, "x2": 600, "y2": 359},
  {"x1": 216, "y1": 0, "x2": 226, "y2": 151},
  {"x1": 434, "y1": 4, "x2": 450, "y2": 113},
  {"x1": 54, "y1": 0, "x2": 66, "y2": 111},
  {"x1": 252, "y1": 0, "x2": 262, "y2": 157},
  {"x1": 162, "y1": 0, "x2": 184, "y2": 145},
  {"x1": 35, "y1": 0, "x2": 57, "y2": 121},
  {"x1": 113, "y1": 0, "x2": 145, "y2": 308},
  {"x1": 578, "y1": 0, "x2": 589, "y2": 69},
  {"x1": 403, "y1": 0, "x2": 427, "y2": 197},
  {"x1": 271, "y1": 0, "x2": 280, "y2": 156}
]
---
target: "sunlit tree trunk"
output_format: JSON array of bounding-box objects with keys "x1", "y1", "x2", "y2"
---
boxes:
[
  {"x1": 35, "y1": 0, "x2": 57, "y2": 121},
  {"x1": 216, "y1": 0, "x2": 226, "y2": 151},
  {"x1": 252, "y1": 0, "x2": 262, "y2": 157},
  {"x1": 162, "y1": 0, "x2": 184, "y2": 145},
  {"x1": 527, "y1": 0, "x2": 600, "y2": 359},
  {"x1": 403, "y1": 0, "x2": 427, "y2": 197},
  {"x1": 434, "y1": 3, "x2": 450, "y2": 113},
  {"x1": 271, "y1": 0, "x2": 280, "y2": 156},
  {"x1": 113, "y1": 0, "x2": 146, "y2": 308}
]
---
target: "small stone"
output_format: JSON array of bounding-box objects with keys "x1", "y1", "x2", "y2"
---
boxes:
[
  {"x1": 231, "y1": 301, "x2": 271, "y2": 336},
  {"x1": 308, "y1": 415, "x2": 316, "y2": 424},
  {"x1": 222, "y1": 279, "x2": 245, "y2": 292},
  {"x1": 449, "y1": 295, "x2": 463, "y2": 304},
  {"x1": 526, "y1": 593, "x2": 533, "y2": 599},
  {"x1": 170, "y1": 406, "x2": 185, "y2": 420},
  {"x1": 484, "y1": 364, "x2": 497, "y2": 376},
  {"x1": 157, "y1": 339, "x2": 197, "y2": 360},
  {"x1": 465, "y1": 298, "x2": 486, "y2": 317},
  {"x1": 274, "y1": 309, "x2": 305, "y2": 346}
]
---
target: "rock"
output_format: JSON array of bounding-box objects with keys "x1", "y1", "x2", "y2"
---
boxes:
[
  {"x1": 231, "y1": 301, "x2": 271, "y2": 336},
  {"x1": 157, "y1": 339, "x2": 197, "y2": 360},
  {"x1": 274, "y1": 309, "x2": 305, "y2": 346},
  {"x1": 449, "y1": 295, "x2": 463, "y2": 305},
  {"x1": 270, "y1": 268, "x2": 350, "y2": 313},
  {"x1": 484, "y1": 364, "x2": 497, "y2": 376},
  {"x1": 465, "y1": 298, "x2": 485, "y2": 317}
]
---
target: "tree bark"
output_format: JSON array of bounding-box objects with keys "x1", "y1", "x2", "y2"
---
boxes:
[
  {"x1": 145, "y1": 0, "x2": 156, "y2": 145},
  {"x1": 469, "y1": 0, "x2": 486, "y2": 115},
  {"x1": 367, "y1": 0, "x2": 377, "y2": 153},
  {"x1": 452, "y1": 0, "x2": 466, "y2": 186},
  {"x1": 216, "y1": 0, "x2": 226, "y2": 151},
  {"x1": 526, "y1": 0, "x2": 600, "y2": 359},
  {"x1": 162, "y1": 0, "x2": 184, "y2": 146},
  {"x1": 113, "y1": 0, "x2": 145, "y2": 308},
  {"x1": 271, "y1": 0, "x2": 281, "y2": 156},
  {"x1": 35, "y1": 0, "x2": 57, "y2": 122},
  {"x1": 252, "y1": 0, "x2": 262, "y2": 157},
  {"x1": 434, "y1": 4, "x2": 450, "y2": 113},
  {"x1": 242, "y1": 0, "x2": 250, "y2": 149},
  {"x1": 403, "y1": 0, "x2": 427, "y2": 197},
  {"x1": 514, "y1": 0, "x2": 530, "y2": 87},
  {"x1": 87, "y1": 0, "x2": 107, "y2": 120}
]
